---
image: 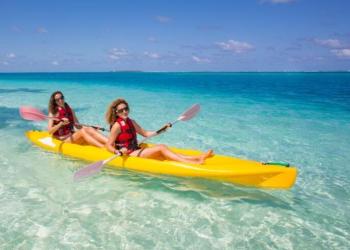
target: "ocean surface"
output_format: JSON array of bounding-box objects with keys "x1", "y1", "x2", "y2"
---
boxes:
[{"x1": 0, "y1": 72, "x2": 349, "y2": 249}]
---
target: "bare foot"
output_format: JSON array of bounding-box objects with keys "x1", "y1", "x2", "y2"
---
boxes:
[
  {"x1": 198, "y1": 149, "x2": 214, "y2": 164},
  {"x1": 203, "y1": 149, "x2": 214, "y2": 159}
]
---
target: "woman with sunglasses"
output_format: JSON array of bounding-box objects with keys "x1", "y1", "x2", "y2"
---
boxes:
[
  {"x1": 105, "y1": 98, "x2": 213, "y2": 164},
  {"x1": 48, "y1": 91, "x2": 108, "y2": 147}
]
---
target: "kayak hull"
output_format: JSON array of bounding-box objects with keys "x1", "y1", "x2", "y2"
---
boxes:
[{"x1": 26, "y1": 131, "x2": 297, "y2": 189}]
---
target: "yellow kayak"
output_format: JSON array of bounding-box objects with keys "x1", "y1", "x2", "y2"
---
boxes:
[{"x1": 26, "y1": 130, "x2": 297, "y2": 189}]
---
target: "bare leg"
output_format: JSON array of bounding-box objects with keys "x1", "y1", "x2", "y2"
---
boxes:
[
  {"x1": 178, "y1": 149, "x2": 214, "y2": 160},
  {"x1": 65, "y1": 128, "x2": 105, "y2": 147},
  {"x1": 62, "y1": 132, "x2": 85, "y2": 144},
  {"x1": 131, "y1": 144, "x2": 206, "y2": 164},
  {"x1": 64, "y1": 130, "x2": 85, "y2": 144},
  {"x1": 84, "y1": 127, "x2": 108, "y2": 144}
]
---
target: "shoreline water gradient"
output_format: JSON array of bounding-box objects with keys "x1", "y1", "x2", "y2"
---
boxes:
[{"x1": 0, "y1": 72, "x2": 349, "y2": 249}]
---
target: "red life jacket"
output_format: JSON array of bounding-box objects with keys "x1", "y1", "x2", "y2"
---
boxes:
[
  {"x1": 114, "y1": 117, "x2": 138, "y2": 153},
  {"x1": 53, "y1": 104, "x2": 74, "y2": 137}
]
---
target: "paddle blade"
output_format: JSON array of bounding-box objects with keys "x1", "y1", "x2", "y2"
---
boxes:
[
  {"x1": 178, "y1": 104, "x2": 200, "y2": 121},
  {"x1": 19, "y1": 106, "x2": 47, "y2": 121},
  {"x1": 73, "y1": 161, "x2": 104, "y2": 181}
]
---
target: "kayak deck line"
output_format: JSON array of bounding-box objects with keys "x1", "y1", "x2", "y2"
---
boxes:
[{"x1": 26, "y1": 130, "x2": 297, "y2": 189}]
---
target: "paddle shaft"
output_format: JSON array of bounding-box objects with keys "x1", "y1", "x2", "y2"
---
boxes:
[
  {"x1": 73, "y1": 103, "x2": 201, "y2": 181},
  {"x1": 103, "y1": 120, "x2": 177, "y2": 166},
  {"x1": 46, "y1": 115, "x2": 107, "y2": 131},
  {"x1": 20, "y1": 108, "x2": 107, "y2": 131},
  {"x1": 95, "y1": 116, "x2": 189, "y2": 164},
  {"x1": 139, "y1": 119, "x2": 180, "y2": 144}
]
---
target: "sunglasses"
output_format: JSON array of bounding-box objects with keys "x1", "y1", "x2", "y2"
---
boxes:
[
  {"x1": 116, "y1": 106, "x2": 129, "y2": 114},
  {"x1": 55, "y1": 95, "x2": 64, "y2": 101}
]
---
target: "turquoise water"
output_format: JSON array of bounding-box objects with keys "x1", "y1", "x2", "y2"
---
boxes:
[{"x1": 0, "y1": 72, "x2": 349, "y2": 249}]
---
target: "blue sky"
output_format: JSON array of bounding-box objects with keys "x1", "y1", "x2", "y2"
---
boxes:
[{"x1": 0, "y1": 0, "x2": 349, "y2": 72}]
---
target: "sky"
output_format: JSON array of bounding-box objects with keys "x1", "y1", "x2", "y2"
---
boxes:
[{"x1": 0, "y1": 0, "x2": 350, "y2": 72}]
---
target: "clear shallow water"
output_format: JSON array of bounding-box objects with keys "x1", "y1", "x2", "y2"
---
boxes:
[{"x1": 0, "y1": 72, "x2": 349, "y2": 249}]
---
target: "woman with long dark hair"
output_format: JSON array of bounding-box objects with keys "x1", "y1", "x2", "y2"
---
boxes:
[
  {"x1": 48, "y1": 91, "x2": 107, "y2": 147},
  {"x1": 105, "y1": 98, "x2": 213, "y2": 164}
]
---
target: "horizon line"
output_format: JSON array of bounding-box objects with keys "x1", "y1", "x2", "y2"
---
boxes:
[{"x1": 0, "y1": 70, "x2": 350, "y2": 74}]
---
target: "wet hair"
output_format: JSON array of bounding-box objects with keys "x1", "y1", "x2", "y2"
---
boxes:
[
  {"x1": 48, "y1": 90, "x2": 65, "y2": 115},
  {"x1": 105, "y1": 98, "x2": 129, "y2": 125}
]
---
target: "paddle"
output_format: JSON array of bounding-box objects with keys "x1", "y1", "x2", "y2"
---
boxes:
[
  {"x1": 73, "y1": 104, "x2": 201, "y2": 181},
  {"x1": 19, "y1": 106, "x2": 107, "y2": 131}
]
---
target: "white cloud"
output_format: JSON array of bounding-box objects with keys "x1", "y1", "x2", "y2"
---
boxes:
[
  {"x1": 216, "y1": 39, "x2": 254, "y2": 53},
  {"x1": 109, "y1": 48, "x2": 128, "y2": 60},
  {"x1": 314, "y1": 39, "x2": 341, "y2": 48},
  {"x1": 37, "y1": 27, "x2": 48, "y2": 33},
  {"x1": 332, "y1": 49, "x2": 350, "y2": 58},
  {"x1": 2, "y1": 61, "x2": 9, "y2": 65},
  {"x1": 7, "y1": 53, "x2": 16, "y2": 59},
  {"x1": 144, "y1": 52, "x2": 161, "y2": 59},
  {"x1": 155, "y1": 16, "x2": 171, "y2": 23},
  {"x1": 51, "y1": 61, "x2": 59, "y2": 66},
  {"x1": 192, "y1": 56, "x2": 210, "y2": 63}
]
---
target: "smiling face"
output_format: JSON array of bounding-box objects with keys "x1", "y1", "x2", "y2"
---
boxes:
[
  {"x1": 115, "y1": 103, "x2": 129, "y2": 119},
  {"x1": 54, "y1": 93, "x2": 65, "y2": 107}
]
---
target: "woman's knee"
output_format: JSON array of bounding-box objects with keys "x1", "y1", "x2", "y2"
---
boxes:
[
  {"x1": 157, "y1": 144, "x2": 168, "y2": 151},
  {"x1": 79, "y1": 127, "x2": 89, "y2": 137},
  {"x1": 80, "y1": 126, "x2": 90, "y2": 132},
  {"x1": 86, "y1": 127, "x2": 96, "y2": 133},
  {"x1": 69, "y1": 131, "x2": 83, "y2": 143},
  {"x1": 85, "y1": 127, "x2": 100, "y2": 137}
]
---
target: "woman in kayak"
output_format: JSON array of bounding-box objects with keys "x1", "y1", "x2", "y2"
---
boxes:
[
  {"x1": 105, "y1": 98, "x2": 213, "y2": 164},
  {"x1": 48, "y1": 91, "x2": 107, "y2": 147}
]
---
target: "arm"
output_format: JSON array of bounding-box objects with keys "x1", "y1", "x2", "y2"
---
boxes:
[
  {"x1": 132, "y1": 120, "x2": 155, "y2": 138},
  {"x1": 47, "y1": 113, "x2": 65, "y2": 135},
  {"x1": 72, "y1": 110, "x2": 82, "y2": 129},
  {"x1": 106, "y1": 123, "x2": 121, "y2": 154}
]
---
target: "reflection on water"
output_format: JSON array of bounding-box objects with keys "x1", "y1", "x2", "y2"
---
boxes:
[
  {"x1": 103, "y1": 168, "x2": 294, "y2": 209},
  {"x1": 0, "y1": 106, "x2": 35, "y2": 130},
  {"x1": 0, "y1": 88, "x2": 45, "y2": 94}
]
